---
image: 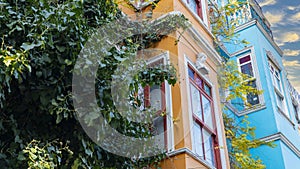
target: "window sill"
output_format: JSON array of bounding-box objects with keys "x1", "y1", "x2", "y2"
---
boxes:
[
  {"x1": 274, "y1": 86, "x2": 284, "y2": 98},
  {"x1": 277, "y1": 106, "x2": 295, "y2": 127},
  {"x1": 167, "y1": 148, "x2": 216, "y2": 169},
  {"x1": 238, "y1": 104, "x2": 267, "y2": 116}
]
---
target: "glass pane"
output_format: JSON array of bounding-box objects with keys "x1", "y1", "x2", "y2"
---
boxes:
[
  {"x1": 203, "y1": 130, "x2": 215, "y2": 166},
  {"x1": 150, "y1": 85, "x2": 162, "y2": 111},
  {"x1": 193, "y1": 122, "x2": 204, "y2": 158},
  {"x1": 239, "y1": 55, "x2": 251, "y2": 64},
  {"x1": 202, "y1": 95, "x2": 214, "y2": 129},
  {"x1": 276, "y1": 94, "x2": 283, "y2": 110},
  {"x1": 188, "y1": 67, "x2": 194, "y2": 79},
  {"x1": 152, "y1": 116, "x2": 165, "y2": 149},
  {"x1": 195, "y1": 76, "x2": 203, "y2": 88},
  {"x1": 247, "y1": 81, "x2": 259, "y2": 105},
  {"x1": 241, "y1": 63, "x2": 254, "y2": 77},
  {"x1": 189, "y1": 0, "x2": 198, "y2": 15},
  {"x1": 204, "y1": 83, "x2": 211, "y2": 96},
  {"x1": 190, "y1": 84, "x2": 203, "y2": 120}
]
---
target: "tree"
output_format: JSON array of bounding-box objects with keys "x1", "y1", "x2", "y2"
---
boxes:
[
  {"x1": 218, "y1": 61, "x2": 275, "y2": 169},
  {"x1": 0, "y1": 0, "x2": 188, "y2": 168},
  {"x1": 209, "y1": 1, "x2": 275, "y2": 167}
]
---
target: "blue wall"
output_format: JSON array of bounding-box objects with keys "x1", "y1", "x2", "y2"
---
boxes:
[{"x1": 223, "y1": 21, "x2": 300, "y2": 167}]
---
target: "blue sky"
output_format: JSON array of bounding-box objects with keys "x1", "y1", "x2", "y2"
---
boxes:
[{"x1": 257, "y1": 0, "x2": 300, "y2": 91}]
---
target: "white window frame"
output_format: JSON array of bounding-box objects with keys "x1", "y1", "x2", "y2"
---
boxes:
[
  {"x1": 237, "y1": 53, "x2": 261, "y2": 106},
  {"x1": 268, "y1": 60, "x2": 289, "y2": 118},
  {"x1": 144, "y1": 52, "x2": 175, "y2": 152},
  {"x1": 184, "y1": 55, "x2": 221, "y2": 168}
]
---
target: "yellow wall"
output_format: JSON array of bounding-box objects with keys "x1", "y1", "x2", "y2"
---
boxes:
[{"x1": 118, "y1": 0, "x2": 229, "y2": 168}]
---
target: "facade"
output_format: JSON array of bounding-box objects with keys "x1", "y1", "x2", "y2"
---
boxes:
[
  {"x1": 220, "y1": 0, "x2": 300, "y2": 168},
  {"x1": 120, "y1": 0, "x2": 230, "y2": 168}
]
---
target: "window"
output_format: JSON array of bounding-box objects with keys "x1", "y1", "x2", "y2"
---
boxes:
[
  {"x1": 188, "y1": 66, "x2": 219, "y2": 167},
  {"x1": 185, "y1": 0, "x2": 207, "y2": 24},
  {"x1": 238, "y1": 55, "x2": 260, "y2": 106},
  {"x1": 145, "y1": 83, "x2": 166, "y2": 147},
  {"x1": 136, "y1": 58, "x2": 168, "y2": 149},
  {"x1": 268, "y1": 60, "x2": 288, "y2": 116}
]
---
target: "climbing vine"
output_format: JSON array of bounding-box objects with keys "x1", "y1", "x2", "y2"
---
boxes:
[{"x1": 0, "y1": 0, "x2": 189, "y2": 168}]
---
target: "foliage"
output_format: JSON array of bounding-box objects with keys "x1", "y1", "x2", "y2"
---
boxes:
[
  {"x1": 209, "y1": 0, "x2": 250, "y2": 45},
  {"x1": 0, "y1": 0, "x2": 188, "y2": 168},
  {"x1": 218, "y1": 61, "x2": 275, "y2": 169},
  {"x1": 218, "y1": 60, "x2": 263, "y2": 108},
  {"x1": 223, "y1": 114, "x2": 275, "y2": 169}
]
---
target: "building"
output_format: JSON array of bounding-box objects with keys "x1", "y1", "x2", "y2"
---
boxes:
[
  {"x1": 119, "y1": 0, "x2": 230, "y2": 168},
  {"x1": 219, "y1": 0, "x2": 300, "y2": 168}
]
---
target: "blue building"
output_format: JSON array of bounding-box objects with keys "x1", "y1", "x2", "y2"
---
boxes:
[{"x1": 217, "y1": 0, "x2": 300, "y2": 168}]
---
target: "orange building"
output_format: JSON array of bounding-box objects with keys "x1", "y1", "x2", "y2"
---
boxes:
[{"x1": 119, "y1": 0, "x2": 230, "y2": 168}]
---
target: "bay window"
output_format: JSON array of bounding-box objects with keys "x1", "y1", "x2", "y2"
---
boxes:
[{"x1": 188, "y1": 66, "x2": 219, "y2": 167}]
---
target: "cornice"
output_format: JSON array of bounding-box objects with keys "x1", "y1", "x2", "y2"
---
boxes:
[
  {"x1": 235, "y1": 20, "x2": 283, "y2": 56},
  {"x1": 260, "y1": 132, "x2": 300, "y2": 158}
]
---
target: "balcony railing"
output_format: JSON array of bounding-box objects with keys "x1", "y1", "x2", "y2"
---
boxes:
[{"x1": 226, "y1": 0, "x2": 273, "y2": 38}]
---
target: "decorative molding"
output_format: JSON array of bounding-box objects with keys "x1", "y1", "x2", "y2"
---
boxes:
[
  {"x1": 225, "y1": 103, "x2": 267, "y2": 117},
  {"x1": 195, "y1": 52, "x2": 209, "y2": 75},
  {"x1": 260, "y1": 132, "x2": 300, "y2": 158},
  {"x1": 167, "y1": 148, "x2": 216, "y2": 169}
]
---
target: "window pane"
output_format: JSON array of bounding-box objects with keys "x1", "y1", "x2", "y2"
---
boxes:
[
  {"x1": 202, "y1": 95, "x2": 214, "y2": 129},
  {"x1": 193, "y1": 122, "x2": 204, "y2": 158},
  {"x1": 190, "y1": 84, "x2": 203, "y2": 120},
  {"x1": 204, "y1": 83, "x2": 211, "y2": 96},
  {"x1": 195, "y1": 76, "x2": 203, "y2": 88},
  {"x1": 189, "y1": 0, "x2": 198, "y2": 15},
  {"x1": 239, "y1": 55, "x2": 251, "y2": 64},
  {"x1": 150, "y1": 85, "x2": 162, "y2": 111},
  {"x1": 188, "y1": 67, "x2": 194, "y2": 79},
  {"x1": 276, "y1": 93, "x2": 283, "y2": 110},
  {"x1": 203, "y1": 130, "x2": 215, "y2": 166},
  {"x1": 247, "y1": 81, "x2": 259, "y2": 105},
  {"x1": 152, "y1": 116, "x2": 165, "y2": 149},
  {"x1": 241, "y1": 63, "x2": 254, "y2": 77}
]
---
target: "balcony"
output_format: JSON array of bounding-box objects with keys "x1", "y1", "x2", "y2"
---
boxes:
[{"x1": 226, "y1": 0, "x2": 273, "y2": 38}]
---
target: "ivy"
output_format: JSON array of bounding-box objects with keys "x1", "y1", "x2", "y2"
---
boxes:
[{"x1": 0, "y1": 0, "x2": 189, "y2": 168}]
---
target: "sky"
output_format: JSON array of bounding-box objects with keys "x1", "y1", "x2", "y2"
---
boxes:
[{"x1": 256, "y1": 0, "x2": 300, "y2": 92}]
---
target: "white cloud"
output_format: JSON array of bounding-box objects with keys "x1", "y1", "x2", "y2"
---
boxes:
[
  {"x1": 283, "y1": 60, "x2": 300, "y2": 91},
  {"x1": 283, "y1": 49, "x2": 300, "y2": 56},
  {"x1": 291, "y1": 12, "x2": 300, "y2": 20},
  {"x1": 283, "y1": 60, "x2": 300, "y2": 67},
  {"x1": 259, "y1": 0, "x2": 276, "y2": 7},
  {"x1": 287, "y1": 5, "x2": 300, "y2": 11},
  {"x1": 280, "y1": 32, "x2": 300, "y2": 43},
  {"x1": 264, "y1": 11, "x2": 284, "y2": 26}
]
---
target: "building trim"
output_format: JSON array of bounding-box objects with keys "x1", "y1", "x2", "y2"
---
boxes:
[
  {"x1": 225, "y1": 102, "x2": 267, "y2": 117},
  {"x1": 186, "y1": 26, "x2": 223, "y2": 66},
  {"x1": 235, "y1": 20, "x2": 283, "y2": 56},
  {"x1": 167, "y1": 147, "x2": 216, "y2": 169},
  {"x1": 260, "y1": 132, "x2": 300, "y2": 158}
]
